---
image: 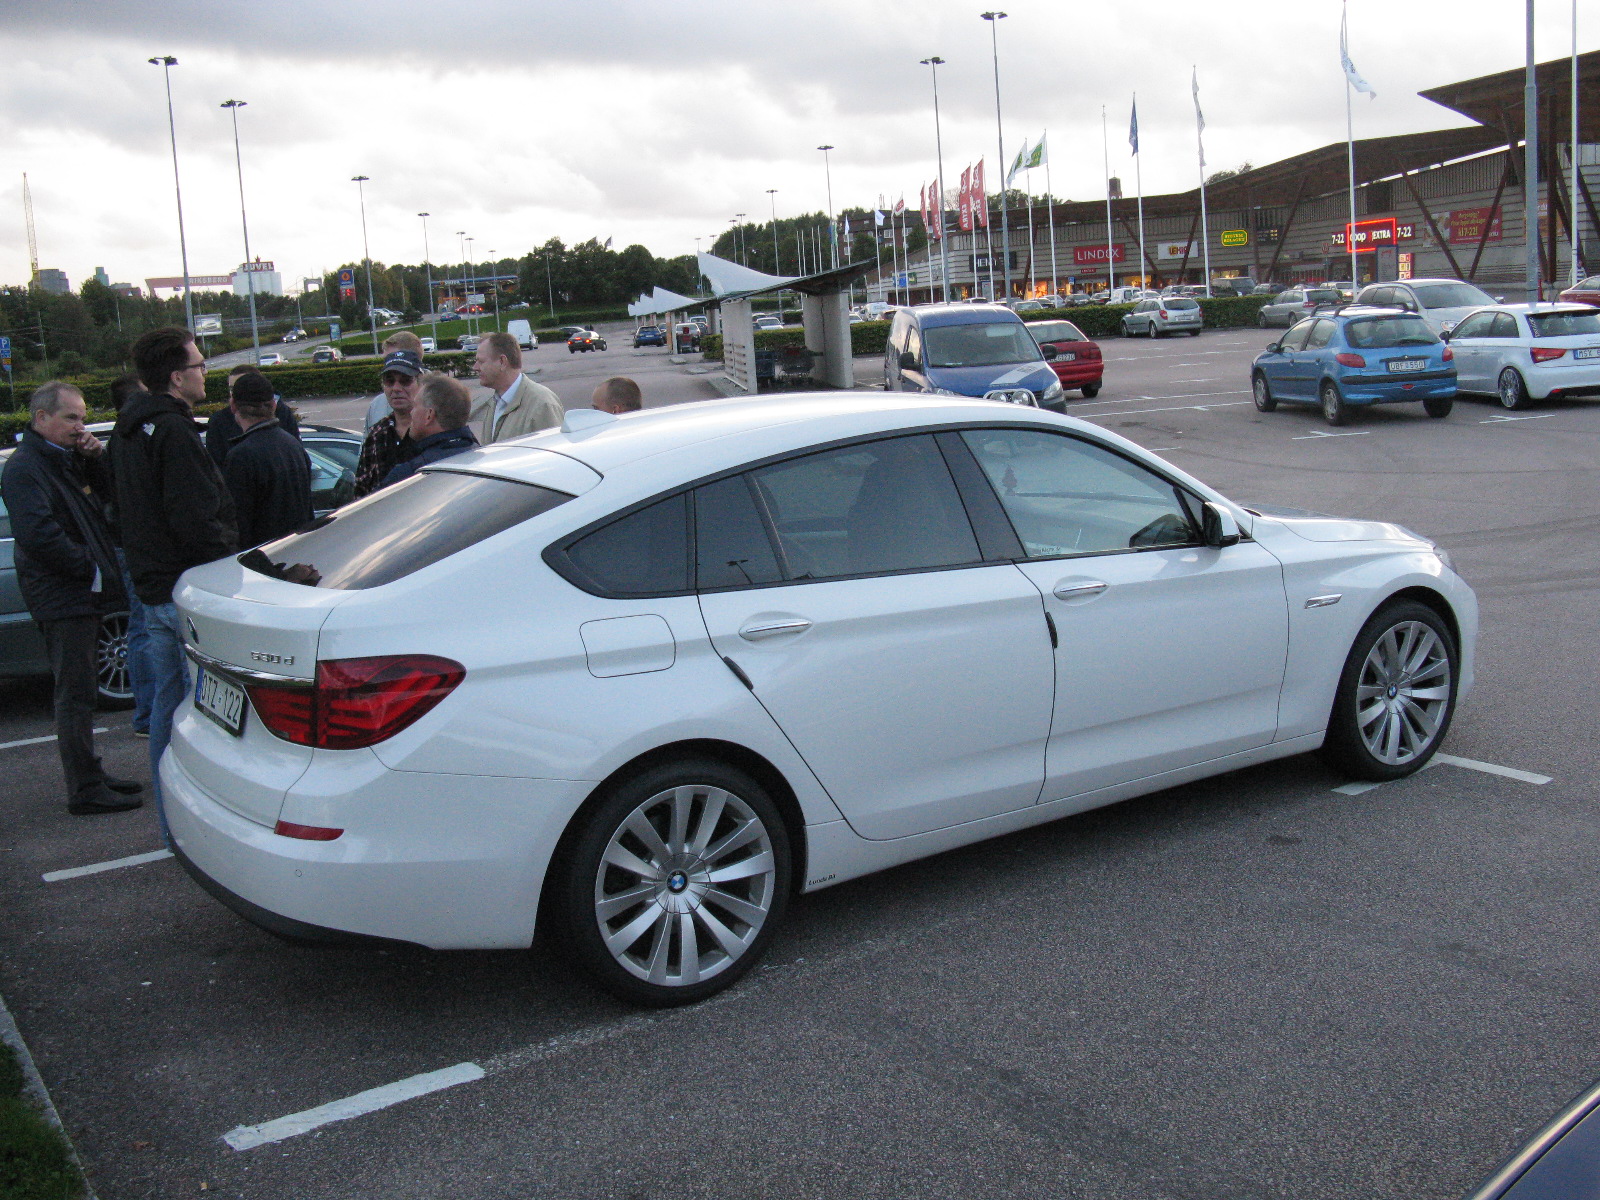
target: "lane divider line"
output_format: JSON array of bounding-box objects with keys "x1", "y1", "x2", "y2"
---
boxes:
[
  {"x1": 42, "y1": 849, "x2": 173, "y2": 884},
  {"x1": 0, "y1": 728, "x2": 109, "y2": 752},
  {"x1": 222, "y1": 1062, "x2": 486, "y2": 1151},
  {"x1": 1333, "y1": 753, "x2": 1551, "y2": 796}
]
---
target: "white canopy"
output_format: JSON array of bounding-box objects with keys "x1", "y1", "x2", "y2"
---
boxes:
[
  {"x1": 627, "y1": 286, "x2": 702, "y2": 317},
  {"x1": 696, "y1": 252, "x2": 796, "y2": 298}
]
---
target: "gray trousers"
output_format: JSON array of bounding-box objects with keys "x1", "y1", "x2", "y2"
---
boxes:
[{"x1": 38, "y1": 615, "x2": 105, "y2": 805}]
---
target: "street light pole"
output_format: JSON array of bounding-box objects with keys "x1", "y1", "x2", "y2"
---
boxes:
[
  {"x1": 351, "y1": 175, "x2": 379, "y2": 356},
  {"x1": 734, "y1": 213, "x2": 747, "y2": 264},
  {"x1": 818, "y1": 145, "x2": 838, "y2": 270},
  {"x1": 220, "y1": 99, "x2": 259, "y2": 360},
  {"x1": 148, "y1": 55, "x2": 194, "y2": 332},
  {"x1": 981, "y1": 11, "x2": 1012, "y2": 302},
  {"x1": 466, "y1": 235, "x2": 477, "y2": 335},
  {"x1": 418, "y1": 212, "x2": 434, "y2": 325},
  {"x1": 920, "y1": 56, "x2": 954, "y2": 303},
  {"x1": 488, "y1": 249, "x2": 500, "y2": 328},
  {"x1": 545, "y1": 250, "x2": 556, "y2": 321}
]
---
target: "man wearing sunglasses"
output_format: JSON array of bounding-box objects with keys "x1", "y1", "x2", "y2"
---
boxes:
[{"x1": 112, "y1": 326, "x2": 238, "y2": 839}]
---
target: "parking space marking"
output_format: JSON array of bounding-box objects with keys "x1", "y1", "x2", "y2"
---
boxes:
[
  {"x1": 1480, "y1": 414, "x2": 1556, "y2": 424},
  {"x1": 223, "y1": 1062, "x2": 486, "y2": 1151},
  {"x1": 1332, "y1": 753, "x2": 1551, "y2": 796},
  {"x1": 0, "y1": 728, "x2": 108, "y2": 752},
  {"x1": 1292, "y1": 429, "x2": 1371, "y2": 440},
  {"x1": 1080, "y1": 399, "x2": 1250, "y2": 419},
  {"x1": 42, "y1": 849, "x2": 173, "y2": 884}
]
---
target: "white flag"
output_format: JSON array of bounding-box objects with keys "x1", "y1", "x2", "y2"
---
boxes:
[
  {"x1": 1340, "y1": 5, "x2": 1376, "y2": 98},
  {"x1": 1006, "y1": 138, "x2": 1030, "y2": 187},
  {"x1": 1192, "y1": 67, "x2": 1206, "y2": 169}
]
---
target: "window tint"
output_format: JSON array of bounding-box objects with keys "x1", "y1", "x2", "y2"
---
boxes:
[
  {"x1": 961, "y1": 429, "x2": 1198, "y2": 557},
  {"x1": 1411, "y1": 282, "x2": 1494, "y2": 309},
  {"x1": 243, "y1": 471, "x2": 571, "y2": 590},
  {"x1": 1305, "y1": 288, "x2": 1341, "y2": 305},
  {"x1": 694, "y1": 476, "x2": 781, "y2": 590},
  {"x1": 1488, "y1": 312, "x2": 1520, "y2": 338},
  {"x1": 923, "y1": 321, "x2": 1040, "y2": 368},
  {"x1": 1279, "y1": 321, "x2": 1313, "y2": 352},
  {"x1": 1304, "y1": 319, "x2": 1336, "y2": 350},
  {"x1": 1450, "y1": 312, "x2": 1495, "y2": 339},
  {"x1": 1163, "y1": 299, "x2": 1200, "y2": 311},
  {"x1": 1528, "y1": 310, "x2": 1600, "y2": 337},
  {"x1": 749, "y1": 434, "x2": 981, "y2": 579},
  {"x1": 565, "y1": 493, "x2": 690, "y2": 596},
  {"x1": 1345, "y1": 316, "x2": 1438, "y2": 348},
  {"x1": 1027, "y1": 322, "x2": 1083, "y2": 343}
]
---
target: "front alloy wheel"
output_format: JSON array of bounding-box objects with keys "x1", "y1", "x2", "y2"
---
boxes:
[{"x1": 556, "y1": 760, "x2": 790, "y2": 1006}]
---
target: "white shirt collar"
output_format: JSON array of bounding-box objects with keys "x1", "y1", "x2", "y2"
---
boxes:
[{"x1": 495, "y1": 372, "x2": 523, "y2": 409}]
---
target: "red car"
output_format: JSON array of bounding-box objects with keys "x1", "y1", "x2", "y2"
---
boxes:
[
  {"x1": 1557, "y1": 276, "x2": 1600, "y2": 308},
  {"x1": 1026, "y1": 319, "x2": 1103, "y2": 399}
]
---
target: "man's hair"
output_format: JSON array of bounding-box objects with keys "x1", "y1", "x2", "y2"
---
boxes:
[
  {"x1": 595, "y1": 376, "x2": 642, "y2": 412},
  {"x1": 414, "y1": 372, "x2": 471, "y2": 430},
  {"x1": 29, "y1": 380, "x2": 83, "y2": 421},
  {"x1": 108, "y1": 373, "x2": 144, "y2": 412},
  {"x1": 382, "y1": 331, "x2": 424, "y2": 355},
  {"x1": 131, "y1": 326, "x2": 196, "y2": 394},
  {"x1": 480, "y1": 331, "x2": 521, "y2": 369},
  {"x1": 231, "y1": 371, "x2": 276, "y2": 417},
  {"x1": 228, "y1": 363, "x2": 264, "y2": 382}
]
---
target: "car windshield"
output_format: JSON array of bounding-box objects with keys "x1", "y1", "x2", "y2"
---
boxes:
[
  {"x1": 1027, "y1": 322, "x2": 1083, "y2": 343},
  {"x1": 1345, "y1": 316, "x2": 1440, "y2": 348},
  {"x1": 1527, "y1": 311, "x2": 1600, "y2": 338},
  {"x1": 1306, "y1": 289, "x2": 1341, "y2": 304},
  {"x1": 1411, "y1": 283, "x2": 1494, "y2": 310},
  {"x1": 923, "y1": 322, "x2": 1041, "y2": 368}
]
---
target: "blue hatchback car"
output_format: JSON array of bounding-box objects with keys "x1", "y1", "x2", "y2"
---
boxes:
[{"x1": 1251, "y1": 306, "x2": 1456, "y2": 426}]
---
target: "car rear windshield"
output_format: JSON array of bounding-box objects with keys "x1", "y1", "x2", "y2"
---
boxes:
[
  {"x1": 924, "y1": 321, "x2": 1042, "y2": 368},
  {"x1": 1528, "y1": 310, "x2": 1600, "y2": 338},
  {"x1": 1027, "y1": 322, "x2": 1083, "y2": 343},
  {"x1": 1306, "y1": 289, "x2": 1341, "y2": 304},
  {"x1": 1345, "y1": 316, "x2": 1440, "y2": 349},
  {"x1": 241, "y1": 470, "x2": 572, "y2": 589},
  {"x1": 1411, "y1": 283, "x2": 1494, "y2": 309},
  {"x1": 1162, "y1": 299, "x2": 1199, "y2": 311}
]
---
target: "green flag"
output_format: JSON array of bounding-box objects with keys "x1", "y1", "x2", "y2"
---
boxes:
[{"x1": 1024, "y1": 135, "x2": 1046, "y2": 170}]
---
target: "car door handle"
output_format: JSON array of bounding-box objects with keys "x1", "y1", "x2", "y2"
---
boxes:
[
  {"x1": 738, "y1": 619, "x2": 812, "y2": 641},
  {"x1": 1052, "y1": 580, "x2": 1108, "y2": 600}
]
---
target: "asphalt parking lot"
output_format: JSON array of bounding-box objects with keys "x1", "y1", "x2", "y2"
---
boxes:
[{"x1": 5, "y1": 328, "x2": 1599, "y2": 1200}]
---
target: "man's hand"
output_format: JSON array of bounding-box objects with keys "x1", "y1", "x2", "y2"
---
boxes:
[{"x1": 73, "y1": 429, "x2": 105, "y2": 458}]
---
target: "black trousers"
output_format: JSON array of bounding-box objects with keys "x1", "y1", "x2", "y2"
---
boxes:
[{"x1": 38, "y1": 615, "x2": 105, "y2": 805}]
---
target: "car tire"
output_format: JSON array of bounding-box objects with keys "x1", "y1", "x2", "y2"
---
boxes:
[
  {"x1": 95, "y1": 611, "x2": 136, "y2": 711},
  {"x1": 1121, "y1": 321, "x2": 1133, "y2": 338},
  {"x1": 551, "y1": 758, "x2": 792, "y2": 1007},
  {"x1": 1423, "y1": 395, "x2": 1454, "y2": 419},
  {"x1": 1322, "y1": 600, "x2": 1458, "y2": 781},
  {"x1": 1497, "y1": 368, "x2": 1529, "y2": 410},
  {"x1": 1189, "y1": 329, "x2": 1200, "y2": 337},
  {"x1": 1258, "y1": 312, "x2": 1270, "y2": 328},
  {"x1": 1320, "y1": 380, "x2": 1348, "y2": 426},
  {"x1": 1080, "y1": 382, "x2": 1101, "y2": 399},
  {"x1": 1252, "y1": 373, "x2": 1277, "y2": 412}
]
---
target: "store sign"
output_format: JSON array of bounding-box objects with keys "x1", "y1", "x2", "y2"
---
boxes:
[
  {"x1": 1398, "y1": 252, "x2": 1414, "y2": 281},
  {"x1": 970, "y1": 251, "x2": 1021, "y2": 272},
  {"x1": 1220, "y1": 229, "x2": 1250, "y2": 247},
  {"x1": 338, "y1": 267, "x2": 356, "y2": 301},
  {"x1": 242, "y1": 260, "x2": 276, "y2": 273},
  {"x1": 1448, "y1": 206, "x2": 1502, "y2": 245},
  {"x1": 1072, "y1": 244, "x2": 1125, "y2": 266},
  {"x1": 1154, "y1": 240, "x2": 1198, "y2": 261},
  {"x1": 1330, "y1": 218, "x2": 1412, "y2": 251}
]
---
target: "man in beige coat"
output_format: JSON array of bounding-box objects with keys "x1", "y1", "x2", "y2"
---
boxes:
[{"x1": 470, "y1": 332, "x2": 564, "y2": 443}]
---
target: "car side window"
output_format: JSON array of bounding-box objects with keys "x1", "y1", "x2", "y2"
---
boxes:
[
  {"x1": 563, "y1": 493, "x2": 691, "y2": 596},
  {"x1": 1450, "y1": 312, "x2": 1494, "y2": 339},
  {"x1": 1281, "y1": 291, "x2": 1301, "y2": 304},
  {"x1": 694, "y1": 475, "x2": 782, "y2": 590},
  {"x1": 1279, "y1": 322, "x2": 1313, "y2": 352},
  {"x1": 1489, "y1": 312, "x2": 1520, "y2": 338},
  {"x1": 748, "y1": 434, "x2": 982, "y2": 580},
  {"x1": 960, "y1": 429, "x2": 1199, "y2": 558},
  {"x1": 905, "y1": 325, "x2": 922, "y2": 365},
  {"x1": 1304, "y1": 319, "x2": 1336, "y2": 350}
]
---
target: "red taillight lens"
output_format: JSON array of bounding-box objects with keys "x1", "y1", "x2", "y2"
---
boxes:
[
  {"x1": 1531, "y1": 346, "x2": 1567, "y2": 362},
  {"x1": 246, "y1": 655, "x2": 465, "y2": 749},
  {"x1": 274, "y1": 820, "x2": 344, "y2": 841},
  {"x1": 1335, "y1": 352, "x2": 1366, "y2": 368},
  {"x1": 1441, "y1": 346, "x2": 1454, "y2": 362},
  {"x1": 1158, "y1": 309, "x2": 1169, "y2": 319}
]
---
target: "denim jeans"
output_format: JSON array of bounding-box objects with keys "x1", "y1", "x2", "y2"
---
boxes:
[
  {"x1": 115, "y1": 551, "x2": 155, "y2": 732},
  {"x1": 144, "y1": 600, "x2": 190, "y2": 844}
]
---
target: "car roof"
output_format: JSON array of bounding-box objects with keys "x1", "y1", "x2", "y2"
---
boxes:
[
  {"x1": 1460, "y1": 302, "x2": 1592, "y2": 315},
  {"x1": 904, "y1": 303, "x2": 1024, "y2": 329}
]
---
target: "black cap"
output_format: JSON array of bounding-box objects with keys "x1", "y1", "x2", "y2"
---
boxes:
[{"x1": 382, "y1": 349, "x2": 423, "y2": 377}]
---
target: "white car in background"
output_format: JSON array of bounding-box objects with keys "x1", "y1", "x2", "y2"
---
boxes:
[
  {"x1": 162, "y1": 395, "x2": 1475, "y2": 1007},
  {"x1": 257, "y1": 352, "x2": 285, "y2": 367},
  {"x1": 1354, "y1": 279, "x2": 1498, "y2": 336},
  {"x1": 1444, "y1": 303, "x2": 1600, "y2": 408}
]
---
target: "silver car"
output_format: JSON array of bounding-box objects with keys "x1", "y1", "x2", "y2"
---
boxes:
[
  {"x1": 1258, "y1": 287, "x2": 1343, "y2": 328},
  {"x1": 1354, "y1": 279, "x2": 1498, "y2": 336},
  {"x1": 1121, "y1": 297, "x2": 1204, "y2": 338}
]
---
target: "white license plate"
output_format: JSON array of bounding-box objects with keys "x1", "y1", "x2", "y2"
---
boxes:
[
  {"x1": 1387, "y1": 358, "x2": 1427, "y2": 373},
  {"x1": 1575, "y1": 347, "x2": 1600, "y2": 360},
  {"x1": 1060, "y1": 352, "x2": 1077, "y2": 361},
  {"x1": 195, "y1": 668, "x2": 247, "y2": 737}
]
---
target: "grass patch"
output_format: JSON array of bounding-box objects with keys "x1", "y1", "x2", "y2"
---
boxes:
[{"x1": 0, "y1": 1038, "x2": 85, "y2": 1200}]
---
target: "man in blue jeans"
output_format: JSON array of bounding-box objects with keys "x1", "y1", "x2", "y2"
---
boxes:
[{"x1": 111, "y1": 329, "x2": 237, "y2": 840}]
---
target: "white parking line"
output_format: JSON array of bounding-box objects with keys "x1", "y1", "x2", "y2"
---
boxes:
[
  {"x1": 1332, "y1": 752, "x2": 1551, "y2": 795},
  {"x1": 1480, "y1": 414, "x2": 1556, "y2": 423},
  {"x1": 0, "y1": 728, "x2": 109, "y2": 752},
  {"x1": 42, "y1": 849, "x2": 173, "y2": 884},
  {"x1": 1292, "y1": 430, "x2": 1371, "y2": 440},
  {"x1": 1080, "y1": 399, "x2": 1249, "y2": 418},
  {"x1": 223, "y1": 1062, "x2": 486, "y2": 1150}
]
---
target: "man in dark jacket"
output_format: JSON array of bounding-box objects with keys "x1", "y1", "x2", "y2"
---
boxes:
[
  {"x1": 1, "y1": 382, "x2": 144, "y2": 814},
  {"x1": 222, "y1": 371, "x2": 312, "y2": 547},
  {"x1": 112, "y1": 327, "x2": 238, "y2": 837},
  {"x1": 379, "y1": 372, "x2": 479, "y2": 488},
  {"x1": 204, "y1": 365, "x2": 300, "y2": 469}
]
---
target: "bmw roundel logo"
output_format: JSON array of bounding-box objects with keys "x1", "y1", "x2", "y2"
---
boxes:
[{"x1": 667, "y1": 871, "x2": 688, "y2": 893}]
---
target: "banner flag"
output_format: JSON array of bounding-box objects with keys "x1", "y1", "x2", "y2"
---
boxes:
[
  {"x1": 920, "y1": 183, "x2": 929, "y2": 233},
  {"x1": 875, "y1": 209, "x2": 886, "y2": 227},
  {"x1": 959, "y1": 166, "x2": 973, "y2": 232},
  {"x1": 1192, "y1": 68, "x2": 1206, "y2": 168},
  {"x1": 973, "y1": 159, "x2": 988, "y2": 228},
  {"x1": 894, "y1": 194, "x2": 906, "y2": 215},
  {"x1": 1129, "y1": 100, "x2": 1139, "y2": 155},
  {"x1": 1340, "y1": 6, "x2": 1376, "y2": 98},
  {"x1": 929, "y1": 181, "x2": 942, "y2": 240},
  {"x1": 1025, "y1": 136, "x2": 1045, "y2": 170},
  {"x1": 1007, "y1": 139, "x2": 1029, "y2": 187}
]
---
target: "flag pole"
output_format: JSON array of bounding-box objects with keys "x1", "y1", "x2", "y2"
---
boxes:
[
  {"x1": 1102, "y1": 106, "x2": 1115, "y2": 294},
  {"x1": 1133, "y1": 96, "x2": 1146, "y2": 292},
  {"x1": 1026, "y1": 160, "x2": 1036, "y2": 298},
  {"x1": 1572, "y1": 0, "x2": 1582, "y2": 286},
  {"x1": 1044, "y1": 131, "x2": 1058, "y2": 299},
  {"x1": 1194, "y1": 68, "x2": 1212, "y2": 295},
  {"x1": 1344, "y1": 2, "x2": 1358, "y2": 291}
]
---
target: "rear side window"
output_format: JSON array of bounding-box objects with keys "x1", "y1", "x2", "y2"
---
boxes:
[
  {"x1": 243, "y1": 471, "x2": 571, "y2": 590},
  {"x1": 1164, "y1": 299, "x2": 1199, "y2": 311},
  {"x1": 695, "y1": 476, "x2": 781, "y2": 590},
  {"x1": 563, "y1": 493, "x2": 690, "y2": 596}
]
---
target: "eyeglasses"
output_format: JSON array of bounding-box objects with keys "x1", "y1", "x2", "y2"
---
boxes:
[{"x1": 180, "y1": 362, "x2": 207, "y2": 372}]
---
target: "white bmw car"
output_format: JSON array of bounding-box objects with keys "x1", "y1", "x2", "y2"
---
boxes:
[{"x1": 164, "y1": 395, "x2": 1476, "y2": 1005}]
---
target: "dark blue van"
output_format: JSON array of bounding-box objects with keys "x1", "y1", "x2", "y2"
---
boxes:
[{"x1": 884, "y1": 304, "x2": 1066, "y2": 411}]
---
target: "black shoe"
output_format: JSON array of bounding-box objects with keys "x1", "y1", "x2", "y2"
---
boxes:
[
  {"x1": 68, "y1": 790, "x2": 144, "y2": 815},
  {"x1": 104, "y1": 777, "x2": 144, "y2": 796}
]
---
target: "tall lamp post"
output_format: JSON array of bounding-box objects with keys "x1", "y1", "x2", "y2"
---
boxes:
[
  {"x1": 818, "y1": 144, "x2": 838, "y2": 270},
  {"x1": 220, "y1": 99, "x2": 259, "y2": 360},
  {"x1": 734, "y1": 212, "x2": 747, "y2": 264},
  {"x1": 418, "y1": 212, "x2": 434, "y2": 323},
  {"x1": 920, "y1": 56, "x2": 954, "y2": 302},
  {"x1": 456, "y1": 231, "x2": 468, "y2": 324},
  {"x1": 488, "y1": 249, "x2": 500, "y2": 327},
  {"x1": 351, "y1": 175, "x2": 379, "y2": 356},
  {"x1": 148, "y1": 55, "x2": 194, "y2": 332},
  {"x1": 545, "y1": 250, "x2": 556, "y2": 321},
  {"x1": 981, "y1": 11, "x2": 1012, "y2": 302},
  {"x1": 766, "y1": 188, "x2": 782, "y2": 275},
  {"x1": 466, "y1": 235, "x2": 477, "y2": 334}
]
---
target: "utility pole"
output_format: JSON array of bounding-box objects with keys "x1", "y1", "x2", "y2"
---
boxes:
[
  {"x1": 148, "y1": 55, "x2": 194, "y2": 331},
  {"x1": 221, "y1": 100, "x2": 260, "y2": 360},
  {"x1": 352, "y1": 175, "x2": 379, "y2": 355}
]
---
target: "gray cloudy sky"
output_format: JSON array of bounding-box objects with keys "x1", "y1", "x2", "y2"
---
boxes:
[{"x1": 3, "y1": 0, "x2": 1589, "y2": 293}]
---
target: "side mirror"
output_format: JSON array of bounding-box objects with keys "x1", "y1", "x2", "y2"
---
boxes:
[
  {"x1": 1202, "y1": 502, "x2": 1241, "y2": 549},
  {"x1": 1039, "y1": 345, "x2": 1059, "y2": 361},
  {"x1": 1265, "y1": 342, "x2": 1281, "y2": 354},
  {"x1": 1494, "y1": 295, "x2": 1505, "y2": 303},
  {"x1": 1439, "y1": 329, "x2": 1451, "y2": 341},
  {"x1": 898, "y1": 350, "x2": 919, "y2": 371}
]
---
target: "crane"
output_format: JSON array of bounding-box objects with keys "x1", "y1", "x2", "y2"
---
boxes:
[{"x1": 23, "y1": 172, "x2": 38, "y2": 284}]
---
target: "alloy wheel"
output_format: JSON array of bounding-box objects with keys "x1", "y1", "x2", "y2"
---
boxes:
[
  {"x1": 1498, "y1": 368, "x2": 1528, "y2": 410},
  {"x1": 1354, "y1": 620, "x2": 1452, "y2": 766},
  {"x1": 95, "y1": 612, "x2": 134, "y2": 707}
]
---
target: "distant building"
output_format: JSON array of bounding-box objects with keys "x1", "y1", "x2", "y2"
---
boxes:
[
  {"x1": 93, "y1": 266, "x2": 109, "y2": 287},
  {"x1": 232, "y1": 259, "x2": 281, "y2": 296},
  {"x1": 112, "y1": 284, "x2": 142, "y2": 299},
  {"x1": 35, "y1": 268, "x2": 69, "y2": 295}
]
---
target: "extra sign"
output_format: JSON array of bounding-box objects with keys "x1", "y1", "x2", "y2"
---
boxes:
[{"x1": 1330, "y1": 218, "x2": 1415, "y2": 251}]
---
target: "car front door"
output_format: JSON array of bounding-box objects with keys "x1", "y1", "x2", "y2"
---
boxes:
[
  {"x1": 1444, "y1": 311, "x2": 1496, "y2": 392},
  {"x1": 696, "y1": 434, "x2": 1055, "y2": 841},
  {"x1": 1272, "y1": 320, "x2": 1315, "y2": 399},
  {"x1": 958, "y1": 428, "x2": 1289, "y2": 804}
]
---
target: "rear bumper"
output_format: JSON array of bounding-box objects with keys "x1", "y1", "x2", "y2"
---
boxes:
[
  {"x1": 1049, "y1": 361, "x2": 1104, "y2": 387},
  {"x1": 1338, "y1": 373, "x2": 1456, "y2": 404},
  {"x1": 1527, "y1": 362, "x2": 1600, "y2": 399}
]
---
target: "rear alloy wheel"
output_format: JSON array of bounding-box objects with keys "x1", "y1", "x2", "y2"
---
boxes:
[
  {"x1": 1080, "y1": 382, "x2": 1101, "y2": 399},
  {"x1": 1498, "y1": 367, "x2": 1529, "y2": 410},
  {"x1": 1323, "y1": 601, "x2": 1458, "y2": 781},
  {"x1": 1252, "y1": 373, "x2": 1277, "y2": 412},
  {"x1": 555, "y1": 759, "x2": 791, "y2": 1006},
  {"x1": 1423, "y1": 395, "x2": 1454, "y2": 419},
  {"x1": 1320, "y1": 380, "x2": 1348, "y2": 426},
  {"x1": 95, "y1": 611, "x2": 135, "y2": 711},
  {"x1": 1258, "y1": 312, "x2": 1271, "y2": 328}
]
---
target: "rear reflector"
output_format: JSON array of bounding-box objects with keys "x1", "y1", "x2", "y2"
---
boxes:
[
  {"x1": 246, "y1": 655, "x2": 465, "y2": 749},
  {"x1": 1531, "y1": 347, "x2": 1567, "y2": 362},
  {"x1": 274, "y1": 820, "x2": 344, "y2": 841}
]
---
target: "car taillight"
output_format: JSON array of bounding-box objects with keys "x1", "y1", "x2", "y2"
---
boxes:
[
  {"x1": 1441, "y1": 346, "x2": 1454, "y2": 362},
  {"x1": 1302, "y1": 302, "x2": 1316, "y2": 310},
  {"x1": 1158, "y1": 309, "x2": 1169, "y2": 319},
  {"x1": 246, "y1": 655, "x2": 465, "y2": 749},
  {"x1": 274, "y1": 820, "x2": 343, "y2": 841},
  {"x1": 1531, "y1": 347, "x2": 1567, "y2": 362},
  {"x1": 1335, "y1": 352, "x2": 1366, "y2": 368}
]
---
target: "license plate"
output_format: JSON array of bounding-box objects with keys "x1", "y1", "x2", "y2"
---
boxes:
[
  {"x1": 1576, "y1": 347, "x2": 1600, "y2": 360},
  {"x1": 1386, "y1": 358, "x2": 1427, "y2": 373},
  {"x1": 1060, "y1": 352, "x2": 1077, "y2": 361},
  {"x1": 195, "y1": 668, "x2": 247, "y2": 737}
]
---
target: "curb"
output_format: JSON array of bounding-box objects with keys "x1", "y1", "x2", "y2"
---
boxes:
[{"x1": 0, "y1": 987, "x2": 99, "y2": 1198}]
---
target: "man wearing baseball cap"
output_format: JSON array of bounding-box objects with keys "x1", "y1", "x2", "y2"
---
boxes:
[{"x1": 354, "y1": 349, "x2": 423, "y2": 498}]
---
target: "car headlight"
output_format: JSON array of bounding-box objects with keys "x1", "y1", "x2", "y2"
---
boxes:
[
  {"x1": 1041, "y1": 380, "x2": 1064, "y2": 403},
  {"x1": 930, "y1": 386, "x2": 963, "y2": 397}
]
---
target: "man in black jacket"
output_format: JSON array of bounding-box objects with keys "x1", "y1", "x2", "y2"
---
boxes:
[
  {"x1": 112, "y1": 327, "x2": 238, "y2": 836},
  {"x1": 204, "y1": 365, "x2": 300, "y2": 469},
  {"x1": 1, "y1": 382, "x2": 144, "y2": 814},
  {"x1": 222, "y1": 371, "x2": 312, "y2": 547},
  {"x1": 378, "y1": 373, "x2": 479, "y2": 488}
]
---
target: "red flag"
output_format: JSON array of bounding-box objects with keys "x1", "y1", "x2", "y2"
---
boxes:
[
  {"x1": 959, "y1": 166, "x2": 973, "y2": 232},
  {"x1": 929, "y1": 180, "x2": 942, "y2": 240},
  {"x1": 973, "y1": 159, "x2": 988, "y2": 228},
  {"x1": 894, "y1": 194, "x2": 906, "y2": 215},
  {"x1": 918, "y1": 183, "x2": 926, "y2": 234}
]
